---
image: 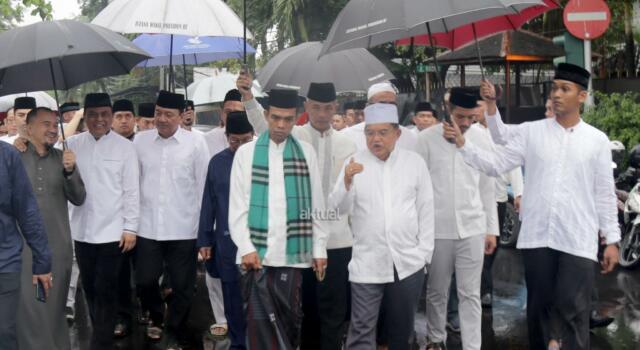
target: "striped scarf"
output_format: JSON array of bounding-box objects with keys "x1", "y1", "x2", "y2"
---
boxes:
[{"x1": 248, "y1": 132, "x2": 313, "y2": 265}]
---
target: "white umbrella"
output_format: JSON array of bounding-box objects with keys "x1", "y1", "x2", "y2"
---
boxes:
[
  {"x1": 187, "y1": 71, "x2": 263, "y2": 105},
  {"x1": 0, "y1": 92, "x2": 58, "y2": 112},
  {"x1": 91, "y1": 0, "x2": 252, "y2": 38}
]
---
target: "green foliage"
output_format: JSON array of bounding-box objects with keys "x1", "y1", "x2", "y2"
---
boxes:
[
  {"x1": 583, "y1": 91, "x2": 640, "y2": 149},
  {"x1": 0, "y1": 0, "x2": 52, "y2": 30}
]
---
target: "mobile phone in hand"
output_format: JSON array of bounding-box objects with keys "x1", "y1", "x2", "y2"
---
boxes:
[{"x1": 35, "y1": 279, "x2": 46, "y2": 303}]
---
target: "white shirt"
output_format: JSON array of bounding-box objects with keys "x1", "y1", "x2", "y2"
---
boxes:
[
  {"x1": 418, "y1": 124, "x2": 499, "y2": 240},
  {"x1": 329, "y1": 147, "x2": 434, "y2": 283},
  {"x1": 340, "y1": 122, "x2": 418, "y2": 152},
  {"x1": 471, "y1": 123, "x2": 524, "y2": 202},
  {"x1": 0, "y1": 134, "x2": 17, "y2": 144},
  {"x1": 244, "y1": 98, "x2": 357, "y2": 249},
  {"x1": 67, "y1": 131, "x2": 140, "y2": 243},
  {"x1": 204, "y1": 127, "x2": 229, "y2": 157},
  {"x1": 459, "y1": 111, "x2": 620, "y2": 261},
  {"x1": 229, "y1": 138, "x2": 328, "y2": 267},
  {"x1": 134, "y1": 128, "x2": 210, "y2": 241}
]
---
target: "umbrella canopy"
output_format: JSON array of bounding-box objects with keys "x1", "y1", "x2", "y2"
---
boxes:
[
  {"x1": 257, "y1": 41, "x2": 394, "y2": 97},
  {"x1": 92, "y1": 0, "x2": 253, "y2": 38},
  {"x1": 187, "y1": 71, "x2": 264, "y2": 105},
  {"x1": 319, "y1": 0, "x2": 547, "y2": 56},
  {"x1": 0, "y1": 19, "x2": 151, "y2": 96},
  {"x1": 133, "y1": 35, "x2": 256, "y2": 67},
  {"x1": 396, "y1": 0, "x2": 558, "y2": 50},
  {"x1": 0, "y1": 92, "x2": 57, "y2": 111}
]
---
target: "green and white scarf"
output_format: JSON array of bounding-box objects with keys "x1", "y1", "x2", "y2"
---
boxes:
[{"x1": 248, "y1": 132, "x2": 313, "y2": 265}]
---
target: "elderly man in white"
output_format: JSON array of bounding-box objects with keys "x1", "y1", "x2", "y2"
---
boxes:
[
  {"x1": 330, "y1": 103, "x2": 434, "y2": 350},
  {"x1": 340, "y1": 82, "x2": 418, "y2": 152}
]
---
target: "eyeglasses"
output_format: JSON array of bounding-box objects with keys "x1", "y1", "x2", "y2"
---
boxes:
[
  {"x1": 364, "y1": 128, "x2": 394, "y2": 138},
  {"x1": 228, "y1": 136, "x2": 254, "y2": 145}
]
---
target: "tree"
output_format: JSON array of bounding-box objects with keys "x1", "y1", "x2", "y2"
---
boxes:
[
  {"x1": 77, "y1": 0, "x2": 109, "y2": 20},
  {"x1": 225, "y1": 0, "x2": 348, "y2": 63},
  {"x1": 0, "y1": 0, "x2": 52, "y2": 30}
]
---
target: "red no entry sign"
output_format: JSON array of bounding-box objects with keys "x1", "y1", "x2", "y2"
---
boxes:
[{"x1": 563, "y1": 0, "x2": 611, "y2": 40}]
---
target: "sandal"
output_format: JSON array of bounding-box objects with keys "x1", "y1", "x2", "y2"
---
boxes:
[
  {"x1": 208, "y1": 323, "x2": 228, "y2": 338},
  {"x1": 146, "y1": 325, "x2": 163, "y2": 341}
]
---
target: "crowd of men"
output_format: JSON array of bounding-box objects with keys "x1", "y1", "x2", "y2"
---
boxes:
[{"x1": 0, "y1": 62, "x2": 621, "y2": 350}]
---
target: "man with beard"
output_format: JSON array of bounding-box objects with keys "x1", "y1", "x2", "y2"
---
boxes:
[
  {"x1": 16, "y1": 107, "x2": 86, "y2": 350},
  {"x1": 239, "y1": 80, "x2": 357, "y2": 349},
  {"x1": 229, "y1": 88, "x2": 328, "y2": 350},
  {"x1": 198, "y1": 111, "x2": 255, "y2": 349}
]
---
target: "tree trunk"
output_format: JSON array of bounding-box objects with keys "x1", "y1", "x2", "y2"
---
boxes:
[{"x1": 623, "y1": 0, "x2": 636, "y2": 77}]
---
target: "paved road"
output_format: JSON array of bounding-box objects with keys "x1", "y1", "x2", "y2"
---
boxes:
[{"x1": 69, "y1": 248, "x2": 640, "y2": 349}]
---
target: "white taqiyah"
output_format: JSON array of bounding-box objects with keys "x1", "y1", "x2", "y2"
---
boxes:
[
  {"x1": 364, "y1": 103, "x2": 399, "y2": 125},
  {"x1": 367, "y1": 81, "x2": 398, "y2": 100}
]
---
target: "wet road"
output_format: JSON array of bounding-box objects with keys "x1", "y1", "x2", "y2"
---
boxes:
[{"x1": 69, "y1": 248, "x2": 640, "y2": 349}]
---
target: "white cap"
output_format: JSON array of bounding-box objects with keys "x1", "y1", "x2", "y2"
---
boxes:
[
  {"x1": 367, "y1": 81, "x2": 398, "y2": 100},
  {"x1": 364, "y1": 103, "x2": 399, "y2": 125}
]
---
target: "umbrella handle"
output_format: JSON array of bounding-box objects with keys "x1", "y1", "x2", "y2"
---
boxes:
[
  {"x1": 472, "y1": 23, "x2": 485, "y2": 81},
  {"x1": 48, "y1": 59, "x2": 66, "y2": 149}
]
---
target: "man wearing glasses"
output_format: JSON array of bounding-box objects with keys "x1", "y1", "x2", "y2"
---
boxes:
[{"x1": 329, "y1": 103, "x2": 434, "y2": 349}]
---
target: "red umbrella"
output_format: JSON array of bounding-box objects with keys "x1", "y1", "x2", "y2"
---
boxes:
[
  {"x1": 397, "y1": 0, "x2": 559, "y2": 78},
  {"x1": 397, "y1": 0, "x2": 558, "y2": 50}
]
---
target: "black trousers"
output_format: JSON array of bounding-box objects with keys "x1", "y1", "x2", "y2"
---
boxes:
[
  {"x1": 301, "y1": 268, "x2": 321, "y2": 350},
  {"x1": 222, "y1": 279, "x2": 247, "y2": 349},
  {"x1": 301, "y1": 247, "x2": 352, "y2": 350},
  {"x1": 135, "y1": 237, "x2": 197, "y2": 337},
  {"x1": 318, "y1": 247, "x2": 352, "y2": 350},
  {"x1": 481, "y1": 201, "x2": 506, "y2": 296},
  {"x1": 75, "y1": 241, "x2": 124, "y2": 350},
  {"x1": 116, "y1": 248, "x2": 136, "y2": 325},
  {"x1": 522, "y1": 248, "x2": 594, "y2": 350}
]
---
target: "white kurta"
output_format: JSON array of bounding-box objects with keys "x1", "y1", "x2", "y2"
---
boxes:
[
  {"x1": 471, "y1": 123, "x2": 524, "y2": 202},
  {"x1": 329, "y1": 147, "x2": 434, "y2": 283},
  {"x1": 134, "y1": 128, "x2": 210, "y2": 241},
  {"x1": 66, "y1": 131, "x2": 140, "y2": 243},
  {"x1": 243, "y1": 98, "x2": 357, "y2": 249},
  {"x1": 459, "y1": 111, "x2": 620, "y2": 261},
  {"x1": 228, "y1": 138, "x2": 328, "y2": 268},
  {"x1": 0, "y1": 134, "x2": 18, "y2": 144},
  {"x1": 204, "y1": 127, "x2": 229, "y2": 157},
  {"x1": 418, "y1": 124, "x2": 499, "y2": 240}
]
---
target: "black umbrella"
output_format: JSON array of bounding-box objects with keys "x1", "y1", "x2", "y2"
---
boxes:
[
  {"x1": 0, "y1": 20, "x2": 150, "y2": 140},
  {"x1": 257, "y1": 42, "x2": 395, "y2": 97}
]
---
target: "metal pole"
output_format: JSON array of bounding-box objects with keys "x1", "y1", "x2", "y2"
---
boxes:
[
  {"x1": 472, "y1": 23, "x2": 485, "y2": 80},
  {"x1": 183, "y1": 54, "x2": 188, "y2": 100},
  {"x1": 48, "y1": 59, "x2": 66, "y2": 148},
  {"x1": 243, "y1": 0, "x2": 247, "y2": 65},
  {"x1": 584, "y1": 39, "x2": 594, "y2": 109},
  {"x1": 169, "y1": 34, "x2": 174, "y2": 91},
  {"x1": 426, "y1": 22, "x2": 442, "y2": 88}
]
